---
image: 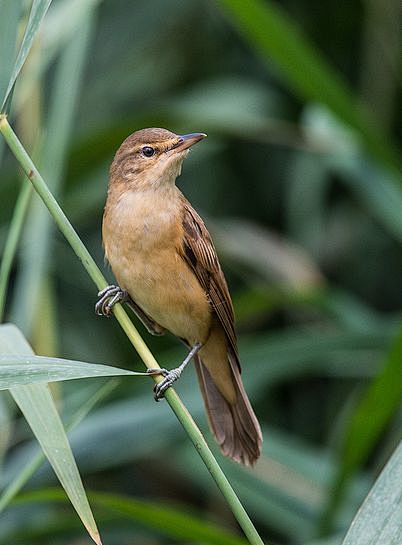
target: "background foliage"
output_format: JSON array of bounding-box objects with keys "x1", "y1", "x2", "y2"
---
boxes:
[{"x1": 0, "y1": 0, "x2": 401, "y2": 544}]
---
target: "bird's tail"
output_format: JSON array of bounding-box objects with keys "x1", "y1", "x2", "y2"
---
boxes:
[{"x1": 195, "y1": 354, "x2": 262, "y2": 466}]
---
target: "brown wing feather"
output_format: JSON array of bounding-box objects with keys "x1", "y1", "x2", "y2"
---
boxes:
[
  {"x1": 180, "y1": 196, "x2": 240, "y2": 368},
  {"x1": 180, "y1": 196, "x2": 262, "y2": 465}
]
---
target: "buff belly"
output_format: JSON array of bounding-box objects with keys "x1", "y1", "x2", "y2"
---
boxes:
[
  {"x1": 116, "y1": 249, "x2": 211, "y2": 345},
  {"x1": 103, "y1": 195, "x2": 212, "y2": 345}
]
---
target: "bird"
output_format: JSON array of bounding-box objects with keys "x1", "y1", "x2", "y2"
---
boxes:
[{"x1": 95, "y1": 128, "x2": 262, "y2": 465}]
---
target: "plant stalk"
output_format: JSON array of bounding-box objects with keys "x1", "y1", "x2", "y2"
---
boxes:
[
  {"x1": 0, "y1": 114, "x2": 265, "y2": 545},
  {"x1": 0, "y1": 181, "x2": 32, "y2": 321}
]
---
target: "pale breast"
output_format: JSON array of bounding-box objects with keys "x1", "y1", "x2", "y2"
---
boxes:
[{"x1": 103, "y1": 187, "x2": 212, "y2": 344}]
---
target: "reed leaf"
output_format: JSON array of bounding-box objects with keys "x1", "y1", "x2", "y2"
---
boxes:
[
  {"x1": 1, "y1": 0, "x2": 53, "y2": 111},
  {"x1": 0, "y1": 323, "x2": 102, "y2": 544}
]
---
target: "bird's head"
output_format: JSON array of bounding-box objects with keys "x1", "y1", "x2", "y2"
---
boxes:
[{"x1": 110, "y1": 128, "x2": 206, "y2": 189}]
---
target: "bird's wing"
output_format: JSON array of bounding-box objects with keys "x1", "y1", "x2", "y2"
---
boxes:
[{"x1": 180, "y1": 197, "x2": 240, "y2": 368}]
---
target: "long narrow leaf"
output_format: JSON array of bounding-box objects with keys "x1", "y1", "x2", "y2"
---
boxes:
[
  {"x1": 321, "y1": 321, "x2": 402, "y2": 531},
  {"x1": 1, "y1": 0, "x2": 53, "y2": 110},
  {"x1": 341, "y1": 442, "x2": 402, "y2": 545},
  {"x1": 0, "y1": 354, "x2": 145, "y2": 389},
  {"x1": 0, "y1": 0, "x2": 22, "y2": 104},
  {"x1": 0, "y1": 323, "x2": 102, "y2": 545}
]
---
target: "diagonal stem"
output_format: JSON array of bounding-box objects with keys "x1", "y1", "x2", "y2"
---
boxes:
[{"x1": 0, "y1": 114, "x2": 265, "y2": 545}]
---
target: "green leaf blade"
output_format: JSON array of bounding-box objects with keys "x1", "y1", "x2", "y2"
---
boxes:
[
  {"x1": 0, "y1": 323, "x2": 102, "y2": 545},
  {"x1": 341, "y1": 442, "x2": 402, "y2": 545},
  {"x1": 0, "y1": 0, "x2": 23, "y2": 105},
  {"x1": 0, "y1": 354, "x2": 142, "y2": 389},
  {"x1": 1, "y1": 0, "x2": 53, "y2": 111}
]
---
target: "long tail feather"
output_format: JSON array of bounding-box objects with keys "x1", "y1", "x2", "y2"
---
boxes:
[{"x1": 195, "y1": 355, "x2": 262, "y2": 466}]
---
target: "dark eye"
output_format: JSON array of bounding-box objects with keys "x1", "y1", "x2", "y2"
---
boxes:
[{"x1": 142, "y1": 146, "x2": 155, "y2": 157}]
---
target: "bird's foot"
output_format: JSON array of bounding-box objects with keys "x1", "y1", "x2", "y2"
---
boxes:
[
  {"x1": 147, "y1": 342, "x2": 202, "y2": 401},
  {"x1": 147, "y1": 367, "x2": 183, "y2": 401},
  {"x1": 95, "y1": 284, "x2": 128, "y2": 316}
]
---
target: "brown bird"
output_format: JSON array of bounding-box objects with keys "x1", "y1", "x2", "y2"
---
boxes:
[{"x1": 96, "y1": 128, "x2": 262, "y2": 465}]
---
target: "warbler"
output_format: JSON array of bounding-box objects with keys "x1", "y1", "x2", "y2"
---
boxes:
[{"x1": 96, "y1": 128, "x2": 262, "y2": 465}]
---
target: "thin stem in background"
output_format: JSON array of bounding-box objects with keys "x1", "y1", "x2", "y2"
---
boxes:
[
  {"x1": 0, "y1": 181, "x2": 32, "y2": 321},
  {"x1": 0, "y1": 114, "x2": 266, "y2": 545}
]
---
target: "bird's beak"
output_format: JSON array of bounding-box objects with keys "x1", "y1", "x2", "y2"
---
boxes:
[{"x1": 170, "y1": 132, "x2": 207, "y2": 153}]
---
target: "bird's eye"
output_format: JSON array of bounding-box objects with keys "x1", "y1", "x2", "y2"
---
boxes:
[{"x1": 142, "y1": 146, "x2": 155, "y2": 157}]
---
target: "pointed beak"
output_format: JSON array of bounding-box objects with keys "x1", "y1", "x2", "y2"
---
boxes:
[{"x1": 171, "y1": 132, "x2": 207, "y2": 152}]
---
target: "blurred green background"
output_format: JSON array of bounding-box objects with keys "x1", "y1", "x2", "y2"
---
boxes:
[{"x1": 0, "y1": 0, "x2": 401, "y2": 543}]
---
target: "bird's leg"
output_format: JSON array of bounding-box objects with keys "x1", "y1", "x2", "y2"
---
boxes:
[
  {"x1": 126, "y1": 300, "x2": 166, "y2": 336},
  {"x1": 95, "y1": 285, "x2": 128, "y2": 316},
  {"x1": 95, "y1": 285, "x2": 166, "y2": 335},
  {"x1": 148, "y1": 342, "x2": 202, "y2": 401}
]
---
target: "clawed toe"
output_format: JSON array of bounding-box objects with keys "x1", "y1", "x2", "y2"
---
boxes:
[
  {"x1": 153, "y1": 379, "x2": 170, "y2": 401},
  {"x1": 95, "y1": 297, "x2": 112, "y2": 316},
  {"x1": 146, "y1": 368, "x2": 169, "y2": 377},
  {"x1": 95, "y1": 285, "x2": 127, "y2": 316},
  {"x1": 151, "y1": 369, "x2": 182, "y2": 401},
  {"x1": 146, "y1": 368, "x2": 174, "y2": 401},
  {"x1": 147, "y1": 343, "x2": 202, "y2": 401},
  {"x1": 97, "y1": 285, "x2": 115, "y2": 298}
]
